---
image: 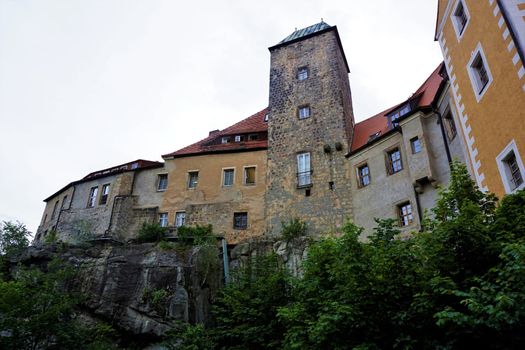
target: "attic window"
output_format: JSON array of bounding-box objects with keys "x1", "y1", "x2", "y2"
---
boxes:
[
  {"x1": 235, "y1": 135, "x2": 244, "y2": 142},
  {"x1": 221, "y1": 137, "x2": 231, "y2": 144},
  {"x1": 389, "y1": 104, "x2": 411, "y2": 127},
  {"x1": 264, "y1": 113, "x2": 269, "y2": 122},
  {"x1": 248, "y1": 134, "x2": 259, "y2": 141},
  {"x1": 368, "y1": 132, "x2": 381, "y2": 143}
]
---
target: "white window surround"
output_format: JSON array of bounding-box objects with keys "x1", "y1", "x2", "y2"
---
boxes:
[
  {"x1": 222, "y1": 168, "x2": 235, "y2": 187},
  {"x1": 496, "y1": 140, "x2": 525, "y2": 194},
  {"x1": 175, "y1": 211, "x2": 186, "y2": 227},
  {"x1": 467, "y1": 43, "x2": 493, "y2": 102},
  {"x1": 450, "y1": 0, "x2": 470, "y2": 41}
]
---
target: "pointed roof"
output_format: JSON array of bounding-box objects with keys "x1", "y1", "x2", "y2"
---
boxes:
[
  {"x1": 162, "y1": 108, "x2": 269, "y2": 159},
  {"x1": 349, "y1": 62, "x2": 446, "y2": 154},
  {"x1": 278, "y1": 21, "x2": 332, "y2": 45}
]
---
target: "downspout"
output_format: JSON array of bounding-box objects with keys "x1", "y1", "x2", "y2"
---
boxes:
[
  {"x1": 413, "y1": 186, "x2": 424, "y2": 232},
  {"x1": 222, "y1": 239, "x2": 230, "y2": 284},
  {"x1": 433, "y1": 107, "x2": 453, "y2": 167}
]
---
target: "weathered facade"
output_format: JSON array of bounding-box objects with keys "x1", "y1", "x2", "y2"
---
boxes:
[
  {"x1": 265, "y1": 23, "x2": 355, "y2": 236},
  {"x1": 36, "y1": 21, "x2": 471, "y2": 244},
  {"x1": 348, "y1": 64, "x2": 467, "y2": 234},
  {"x1": 35, "y1": 160, "x2": 166, "y2": 243},
  {"x1": 435, "y1": 0, "x2": 525, "y2": 197}
]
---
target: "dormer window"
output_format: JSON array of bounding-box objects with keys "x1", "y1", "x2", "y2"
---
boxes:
[
  {"x1": 368, "y1": 132, "x2": 381, "y2": 143},
  {"x1": 248, "y1": 134, "x2": 259, "y2": 141},
  {"x1": 221, "y1": 137, "x2": 231, "y2": 144},
  {"x1": 388, "y1": 103, "x2": 411, "y2": 127},
  {"x1": 297, "y1": 67, "x2": 308, "y2": 80},
  {"x1": 234, "y1": 135, "x2": 244, "y2": 142}
]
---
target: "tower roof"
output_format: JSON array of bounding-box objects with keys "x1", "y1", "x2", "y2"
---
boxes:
[{"x1": 278, "y1": 21, "x2": 332, "y2": 45}]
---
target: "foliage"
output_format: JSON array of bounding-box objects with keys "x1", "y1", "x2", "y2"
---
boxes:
[
  {"x1": 44, "y1": 229, "x2": 58, "y2": 244},
  {"x1": 164, "y1": 322, "x2": 215, "y2": 350},
  {"x1": 0, "y1": 220, "x2": 30, "y2": 256},
  {"x1": 137, "y1": 222, "x2": 167, "y2": 243},
  {"x1": 158, "y1": 240, "x2": 177, "y2": 250},
  {"x1": 281, "y1": 218, "x2": 307, "y2": 241},
  {"x1": 211, "y1": 253, "x2": 291, "y2": 349},
  {"x1": 177, "y1": 224, "x2": 215, "y2": 245}
]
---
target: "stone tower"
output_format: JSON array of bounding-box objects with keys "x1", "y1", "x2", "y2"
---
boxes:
[{"x1": 266, "y1": 22, "x2": 355, "y2": 236}]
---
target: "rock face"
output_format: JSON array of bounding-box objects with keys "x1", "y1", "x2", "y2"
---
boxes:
[{"x1": 15, "y1": 242, "x2": 223, "y2": 342}]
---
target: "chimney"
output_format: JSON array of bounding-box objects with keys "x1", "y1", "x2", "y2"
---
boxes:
[{"x1": 209, "y1": 129, "x2": 220, "y2": 136}]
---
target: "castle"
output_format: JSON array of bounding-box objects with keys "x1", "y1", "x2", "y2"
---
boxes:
[{"x1": 35, "y1": 11, "x2": 524, "y2": 245}]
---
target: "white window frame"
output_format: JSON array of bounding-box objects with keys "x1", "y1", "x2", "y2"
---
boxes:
[
  {"x1": 297, "y1": 66, "x2": 308, "y2": 81},
  {"x1": 496, "y1": 140, "x2": 525, "y2": 194},
  {"x1": 157, "y1": 174, "x2": 168, "y2": 191},
  {"x1": 175, "y1": 211, "x2": 186, "y2": 227},
  {"x1": 159, "y1": 213, "x2": 169, "y2": 227},
  {"x1": 450, "y1": 0, "x2": 470, "y2": 41},
  {"x1": 467, "y1": 43, "x2": 493, "y2": 102},
  {"x1": 222, "y1": 168, "x2": 235, "y2": 187},
  {"x1": 297, "y1": 152, "x2": 312, "y2": 187},
  {"x1": 298, "y1": 106, "x2": 311, "y2": 120}
]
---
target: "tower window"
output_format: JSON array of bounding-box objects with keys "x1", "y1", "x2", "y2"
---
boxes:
[
  {"x1": 410, "y1": 137, "x2": 422, "y2": 154},
  {"x1": 297, "y1": 66, "x2": 308, "y2": 80},
  {"x1": 298, "y1": 106, "x2": 311, "y2": 119},
  {"x1": 452, "y1": 0, "x2": 469, "y2": 37},
  {"x1": 297, "y1": 152, "x2": 312, "y2": 187},
  {"x1": 397, "y1": 202, "x2": 414, "y2": 227},
  {"x1": 496, "y1": 140, "x2": 525, "y2": 194}
]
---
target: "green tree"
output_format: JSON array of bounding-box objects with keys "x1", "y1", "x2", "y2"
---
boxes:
[{"x1": 0, "y1": 220, "x2": 30, "y2": 257}]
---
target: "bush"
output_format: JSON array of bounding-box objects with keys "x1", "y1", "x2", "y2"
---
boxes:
[
  {"x1": 281, "y1": 218, "x2": 307, "y2": 241},
  {"x1": 177, "y1": 224, "x2": 214, "y2": 245},
  {"x1": 0, "y1": 221, "x2": 30, "y2": 256},
  {"x1": 137, "y1": 222, "x2": 167, "y2": 243}
]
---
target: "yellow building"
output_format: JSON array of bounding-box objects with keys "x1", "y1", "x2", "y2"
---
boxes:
[
  {"x1": 161, "y1": 109, "x2": 268, "y2": 244},
  {"x1": 435, "y1": 0, "x2": 525, "y2": 196}
]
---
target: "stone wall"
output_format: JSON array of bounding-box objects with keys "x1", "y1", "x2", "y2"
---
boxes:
[{"x1": 266, "y1": 28, "x2": 354, "y2": 237}]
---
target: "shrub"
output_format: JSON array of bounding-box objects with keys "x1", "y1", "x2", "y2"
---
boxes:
[
  {"x1": 177, "y1": 224, "x2": 214, "y2": 245},
  {"x1": 137, "y1": 222, "x2": 167, "y2": 243},
  {"x1": 281, "y1": 218, "x2": 307, "y2": 241}
]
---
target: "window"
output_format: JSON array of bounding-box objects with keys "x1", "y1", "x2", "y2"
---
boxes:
[
  {"x1": 297, "y1": 66, "x2": 308, "y2": 80},
  {"x1": 248, "y1": 134, "x2": 259, "y2": 141},
  {"x1": 159, "y1": 213, "x2": 168, "y2": 227},
  {"x1": 264, "y1": 113, "x2": 269, "y2": 122},
  {"x1": 386, "y1": 148, "x2": 403, "y2": 174},
  {"x1": 368, "y1": 132, "x2": 381, "y2": 143},
  {"x1": 221, "y1": 137, "x2": 231, "y2": 144},
  {"x1": 175, "y1": 212, "x2": 186, "y2": 228},
  {"x1": 51, "y1": 200, "x2": 59, "y2": 220},
  {"x1": 244, "y1": 166, "x2": 256, "y2": 185},
  {"x1": 388, "y1": 104, "x2": 411, "y2": 127},
  {"x1": 451, "y1": 0, "x2": 469, "y2": 38},
  {"x1": 443, "y1": 110, "x2": 457, "y2": 141},
  {"x1": 357, "y1": 164, "x2": 370, "y2": 188},
  {"x1": 411, "y1": 137, "x2": 422, "y2": 154},
  {"x1": 88, "y1": 187, "x2": 98, "y2": 208},
  {"x1": 497, "y1": 140, "x2": 525, "y2": 193},
  {"x1": 188, "y1": 171, "x2": 199, "y2": 189},
  {"x1": 61, "y1": 195, "x2": 68, "y2": 209},
  {"x1": 297, "y1": 152, "x2": 312, "y2": 187},
  {"x1": 397, "y1": 202, "x2": 414, "y2": 227},
  {"x1": 298, "y1": 106, "x2": 311, "y2": 119},
  {"x1": 233, "y1": 212, "x2": 248, "y2": 230},
  {"x1": 131, "y1": 162, "x2": 139, "y2": 169},
  {"x1": 99, "y1": 184, "x2": 110, "y2": 205},
  {"x1": 467, "y1": 44, "x2": 492, "y2": 101},
  {"x1": 157, "y1": 174, "x2": 168, "y2": 191},
  {"x1": 234, "y1": 135, "x2": 244, "y2": 142},
  {"x1": 223, "y1": 168, "x2": 234, "y2": 186}
]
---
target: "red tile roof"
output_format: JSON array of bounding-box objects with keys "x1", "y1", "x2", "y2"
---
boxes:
[
  {"x1": 350, "y1": 62, "x2": 445, "y2": 153},
  {"x1": 162, "y1": 108, "x2": 269, "y2": 158}
]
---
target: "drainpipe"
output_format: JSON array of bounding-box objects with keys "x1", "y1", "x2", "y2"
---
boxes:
[
  {"x1": 413, "y1": 186, "x2": 424, "y2": 232},
  {"x1": 433, "y1": 107, "x2": 453, "y2": 167},
  {"x1": 222, "y1": 239, "x2": 230, "y2": 284}
]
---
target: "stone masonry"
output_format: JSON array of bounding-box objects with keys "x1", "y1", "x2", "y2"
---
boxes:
[{"x1": 266, "y1": 26, "x2": 355, "y2": 236}]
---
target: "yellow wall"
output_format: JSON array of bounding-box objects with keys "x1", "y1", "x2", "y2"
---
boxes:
[
  {"x1": 161, "y1": 150, "x2": 267, "y2": 243},
  {"x1": 437, "y1": 0, "x2": 525, "y2": 197}
]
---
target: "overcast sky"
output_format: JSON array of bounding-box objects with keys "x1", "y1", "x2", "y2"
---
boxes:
[{"x1": 0, "y1": 0, "x2": 443, "y2": 234}]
